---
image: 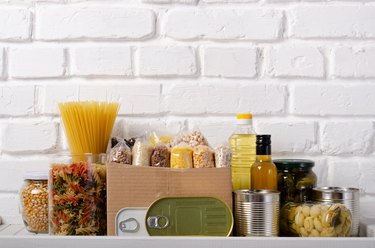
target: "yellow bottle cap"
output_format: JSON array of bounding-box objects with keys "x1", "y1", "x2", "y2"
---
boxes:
[{"x1": 236, "y1": 113, "x2": 253, "y2": 119}]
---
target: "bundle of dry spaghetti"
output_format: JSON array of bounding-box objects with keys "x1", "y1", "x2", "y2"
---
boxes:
[{"x1": 58, "y1": 101, "x2": 120, "y2": 155}]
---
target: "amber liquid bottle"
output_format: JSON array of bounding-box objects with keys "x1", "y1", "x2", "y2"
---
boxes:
[{"x1": 251, "y1": 135, "x2": 277, "y2": 190}]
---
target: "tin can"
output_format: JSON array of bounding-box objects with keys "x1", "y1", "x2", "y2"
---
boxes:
[
  {"x1": 312, "y1": 187, "x2": 359, "y2": 237},
  {"x1": 145, "y1": 197, "x2": 233, "y2": 236},
  {"x1": 234, "y1": 190, "x2": 280, "y2": 237},
  {"x1": 115, "y1": 208, "x2": 148, "y2": 236}
]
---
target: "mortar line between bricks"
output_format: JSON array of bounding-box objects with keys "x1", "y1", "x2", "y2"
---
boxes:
[{"x1": 1, "y1": 114, "x2": 375, "y2": 121}]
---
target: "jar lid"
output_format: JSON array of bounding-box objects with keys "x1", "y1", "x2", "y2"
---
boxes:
[
  {"x1": 312, "y1": 187, "x2": 360, "y2": 201},
  {"x1": 274, "y1": 159, "x2": 314, "y2": 169},
  {"x1": 23, "y1": 171, "x2": 48, "y2": 180}
]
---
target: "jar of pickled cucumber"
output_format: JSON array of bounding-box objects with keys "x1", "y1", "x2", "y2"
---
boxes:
[
  {"x1": 20, "y1": 171, "x2": 49, "y2": 233},
  {"x1": 274, "y1": 159, "x2": 317, "y2": 206},
  {"x1": 280, "y1": 201, "x2": 352, "y2": 237}
]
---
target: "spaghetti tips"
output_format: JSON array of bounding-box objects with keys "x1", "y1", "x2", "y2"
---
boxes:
[{"x1": 58, "y1": 101, "x2": 119, "y2": 155}]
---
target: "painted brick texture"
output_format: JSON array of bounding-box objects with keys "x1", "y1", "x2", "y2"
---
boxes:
[{"x1": 0, "y1": 1, "x2": 374, "y2": 223}]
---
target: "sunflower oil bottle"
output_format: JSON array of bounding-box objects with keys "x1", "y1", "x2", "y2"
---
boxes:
[{"x1": 229, "y1": 114, "x2": 256, "y2": 191}]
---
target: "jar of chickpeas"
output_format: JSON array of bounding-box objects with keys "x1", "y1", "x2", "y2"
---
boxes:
[{"x1": 20, "y1": 171, "x2": 48, "y2": 233}]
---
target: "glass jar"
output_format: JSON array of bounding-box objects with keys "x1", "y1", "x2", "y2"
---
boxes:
[
  {"x1": 20, "y1": 171, "x2": 49, "y2": 233},
  {"x1": 49, "y1": 153, "x2": 107, "y2": 235},
  {"x1": 280, "y1": 201, "x2": 352, "y2": 237},
  {"x1": 274, "y1": 159, "x2": 317, "y2": 206},
  {"x1": 312, "y1": 187, "x2": 360, "y2": 237}
]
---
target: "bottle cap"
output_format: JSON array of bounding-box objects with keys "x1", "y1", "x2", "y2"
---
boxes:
[
  {"x1": 23, "y1": 171, "x2": 48, "y2": 180},
  {"x1": 236, "y1": 113, "x2": 253, "y2": 125},
  {"x1": 236, "y1": 114, "x2": 253, "y2": 120},
  {"x1": 256, "y1": 135, "x2": 271, "y2": 145}
]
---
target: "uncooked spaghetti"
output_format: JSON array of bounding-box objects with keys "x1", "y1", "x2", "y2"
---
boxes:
[{"x1": 58, "y1": 101, "x2": 119, "y2": 155}]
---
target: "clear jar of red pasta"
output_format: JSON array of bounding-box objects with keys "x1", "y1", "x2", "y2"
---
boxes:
[{"x1": 49, "y1": 153, "x2": 107, "y2": 235}]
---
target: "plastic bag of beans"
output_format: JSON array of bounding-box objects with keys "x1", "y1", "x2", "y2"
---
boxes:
[
  {"x1": 193, "y1": 145, "x2": 215, "y2": 168},
  {"x1": 151, "y1": 142, "x2": 170, "y2": 167},
  {"x1": 109, "y1": 140, "x2": 131, "y2": 165}
]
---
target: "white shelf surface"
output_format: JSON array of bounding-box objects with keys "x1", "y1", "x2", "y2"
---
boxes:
[{"x1": 1, "y1": 224, "x2": 375, "y2": 248}]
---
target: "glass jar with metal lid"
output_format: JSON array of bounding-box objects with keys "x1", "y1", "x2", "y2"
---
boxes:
[
  {"x1": 312, "y1": 187, "x2": 359, "y2": 237},
  {"x1": 20, "y1": 171, "x2": 49, "y2": 233},
  {"x1": 274, "y1": 159, "x2": 317, "y2": 206},
  {"x1": 280, "y1": 201, "x2": 352, "y2": 237}
]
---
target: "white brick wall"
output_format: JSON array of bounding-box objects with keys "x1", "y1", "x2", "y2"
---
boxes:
[
  {"x1": 290, "y1": 6, "x2": 375, "y2": 39},
  {"x1": 0, "y1": 121, "x2": 58, "y2": 152},
  {"x1": 164, "y1": 9, "x2": 282, "y2": 41},
  {"x1": 268, "y1": 45, "x2": 324, "y2": 78},
  {"x1": 0, "y1": 85, "x2": 35, "y2": 116},
  {"x1": 202, "y1": 47, "x2": 257, "y2": 78},
  {"x1": 36, "y1": 6, "x2": 156, "y2": 40},
  {"x1": 138, "y1": 46, "x2": 197, "y2": 77},
  {"x1": 1, "y1": 0, "x2": 375, "y2": 224},
  {"x1": 333, "y1": 47, "x2": 375, "y2": 78},
  {"x1": 70, "y1": 46, "x2": 132, "y2": 76},
  {"x1": 10, "y1": 47, "x2": 65, "y2": 78},
  {"x1": 0, "y1": 8, "x2": 31, "y2": 40}
]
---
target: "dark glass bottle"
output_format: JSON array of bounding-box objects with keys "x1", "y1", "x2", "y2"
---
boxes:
[{"x1": 251, "y1": 135, "x2": 277, "y2": 190}]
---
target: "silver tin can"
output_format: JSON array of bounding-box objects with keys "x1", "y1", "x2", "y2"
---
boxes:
[
  {"x1": 312, "y1": 187, "x2": 360, "y2": 236},
  {"x1": 234, "y1": 190, "x2": 280, "y2": 237}
]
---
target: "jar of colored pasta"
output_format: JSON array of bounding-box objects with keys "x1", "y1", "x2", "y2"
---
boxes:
[
  {"x1": 49, "y1": 153, "x2": 107, "y2": 235},
  {"x1": 20, "y1": 171, "x2": 49, "y2": 233}
]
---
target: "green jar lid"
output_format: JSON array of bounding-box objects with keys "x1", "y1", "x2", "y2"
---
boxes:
[{"x1": 274, "y1": 159, "x2": 314, "y2": 170}]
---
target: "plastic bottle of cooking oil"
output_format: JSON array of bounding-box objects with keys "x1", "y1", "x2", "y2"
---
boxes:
[{"x1": 229, "y1": 114, "x2": 256, "y2": 191}]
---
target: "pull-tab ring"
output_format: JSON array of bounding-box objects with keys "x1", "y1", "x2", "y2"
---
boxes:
[
  {"x1": 119, "y1": 217, "x2": 140, "y2": 233},
  {"x1": 147, "y1": 215, "x2": 169, "y2": 229}
]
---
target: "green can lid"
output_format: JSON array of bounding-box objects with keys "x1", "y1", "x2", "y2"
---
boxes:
[{"x1": 273, "y1": 159, "x2": 314, "y2": 169}]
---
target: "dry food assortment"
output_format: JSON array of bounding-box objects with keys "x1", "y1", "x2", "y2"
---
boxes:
[
  {"x1": 17, "y1": 103, "x2": 361, "y2": 238},
  {"x1": 107, "y1": 129, "x2": 230, "y2": 169}
]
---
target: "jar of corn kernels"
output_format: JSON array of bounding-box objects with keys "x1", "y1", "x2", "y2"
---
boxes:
[{"x1": 20, "y1": 171, "x2": 48, "y2": 233}]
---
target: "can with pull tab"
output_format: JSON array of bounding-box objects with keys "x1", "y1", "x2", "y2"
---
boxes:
[
  {"x1": 115, "y1": 208, "x2": 148, "y2": 236},
  {"x1": 146, "y1": 197, "x2": 233, "y2": 236}
]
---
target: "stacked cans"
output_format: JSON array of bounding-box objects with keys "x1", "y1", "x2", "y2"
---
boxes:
[
  {"x1": 234, "y1": 190, "x2": 280, "y2": 237},
  {"x1": 312, "y1": 187, "x2": 360, "y2": 237}
]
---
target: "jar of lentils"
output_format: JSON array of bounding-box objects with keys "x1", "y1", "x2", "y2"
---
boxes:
[{"x1": 20, "y1": 171, "x2": 48, "y2": 233}]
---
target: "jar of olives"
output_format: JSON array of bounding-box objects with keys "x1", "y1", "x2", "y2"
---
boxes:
[
  {"x1": 274, "y1": 159, "x2": 317, "y2": 206},
  {"x1": 280, "y1": 202, "x2": 352, "y2": 237}
]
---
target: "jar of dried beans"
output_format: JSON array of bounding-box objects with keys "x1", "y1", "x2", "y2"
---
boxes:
[{"x1": 20, "y1": 171, "x2": 49, "y2": 233}]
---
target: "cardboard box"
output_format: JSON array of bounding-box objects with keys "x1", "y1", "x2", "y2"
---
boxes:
[{"x1": 106, "y1": 164, "x2": 232, "y2": 236}]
